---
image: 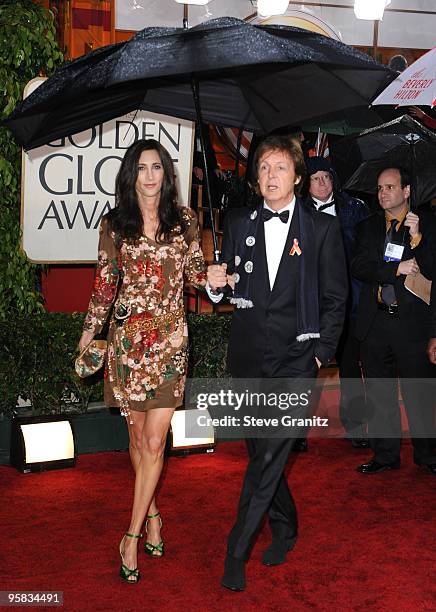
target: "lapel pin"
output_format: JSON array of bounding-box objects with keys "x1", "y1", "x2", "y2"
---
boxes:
[{"x1": 289, "y1": 238, "x2": 302, "y2": 256}]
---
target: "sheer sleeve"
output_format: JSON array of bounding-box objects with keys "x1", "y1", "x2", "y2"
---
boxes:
[
  {"x1": 83, "y1": 217, "x2": 120, "y2": 335},
  {"x1": 183, "y1": 209, "x2": 207, "y2": 289}
]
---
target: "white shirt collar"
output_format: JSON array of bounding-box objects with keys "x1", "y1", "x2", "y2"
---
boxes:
[
  {"x1": 312, "y1": 194, "x2": 334, "y2": 207},
  {"x1": 263, "y1": 197, "x2": 296, "y2": 213}
]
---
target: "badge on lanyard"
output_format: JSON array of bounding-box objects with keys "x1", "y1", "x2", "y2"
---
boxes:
[{"x1": 384, "y1": 242, "x2": 404, "y2": 262}]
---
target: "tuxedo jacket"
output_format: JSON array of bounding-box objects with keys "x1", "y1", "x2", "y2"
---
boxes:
[
  {"x1": 304, "y1": 192, "x2": 370, "y2": 319},
  {"x1": 220, "y1": 199, "x2": 348, "y2": 377},
  {"x1": 351, "y1": 209, "x2": 436, "y2": 342}
]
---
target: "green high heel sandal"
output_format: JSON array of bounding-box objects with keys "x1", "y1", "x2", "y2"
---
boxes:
[
  {"x1": 144, "y1": 512, "x2": 164, "y2": 558},
  {"x1": 119, "y1": 532, "x2": 142, "y2": 583}
]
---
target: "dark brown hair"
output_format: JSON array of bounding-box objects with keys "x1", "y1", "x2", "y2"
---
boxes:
[
  {"x1": 106, "y1": 138, "x2": 186, "y2": 244},
  {"x1": 377, "y1": 166, "x2": 411, "y2": 189}
]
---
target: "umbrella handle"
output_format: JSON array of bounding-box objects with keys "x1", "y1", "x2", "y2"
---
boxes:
[
  {"x1": 219, "y1": 284, "x2": 234, "y2": 298},
  {"x1": 191, "y1": 77, "x2": 221, "y2": 259},
  {"x1": 190, "y1": 78, "x2": 233, "y2": 297},
  {"x1": 213, "y1": 253, "x2": 234, "y2": 298},
  {"x1": 410, "y1": 139, "x2": 417, "y2": 211}
]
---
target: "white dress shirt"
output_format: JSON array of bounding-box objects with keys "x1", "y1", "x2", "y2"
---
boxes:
[
  {"x1": 263, "y1": 198, "x2": 295, "y2": 289},
  {"x1": 207, "y1": 197, "x2": 296, "y2": 301},
  {"x1": 312, "y1": 194, "x2": 336, "y2": 217}
]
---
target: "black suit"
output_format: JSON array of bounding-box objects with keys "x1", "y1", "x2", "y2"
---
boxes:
[
  {"x1": 220, "y1": 200, "x2": 347, "y2": 560},
  {"x1": 305, "y1": 192, "x2": 370, "y2": 436},
  {"x1": 352, "y1": 210, "x2": 436, "y2": 466}
]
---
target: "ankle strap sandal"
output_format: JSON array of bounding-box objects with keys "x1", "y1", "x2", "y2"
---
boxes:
[
  {"x1": 144, "y1": 512, "x2": 164, "y2": 558},
  {"x1": 119, "y1": 532, "x2": 143, "y2": 583}
]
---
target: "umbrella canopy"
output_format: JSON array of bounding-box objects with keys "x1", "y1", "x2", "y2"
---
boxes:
[
  {"x1": 372, "y1": 47, "x2": 436, "y2": 108},
  {"x1": 302, "y1": 104, "x2": 399, "y2": 136},
  {"x1": 344, "y1": 159, "x2": 436, "y2": 206},
  {"x1": 344, "y1": 114, "x2": 436, "y2": 160},
  {"x1": 4, "y1": 17, "x2": 391, "y2": 151},
  {"x1": 341, "y1": 115, "x2": 436, "y2": 206}
]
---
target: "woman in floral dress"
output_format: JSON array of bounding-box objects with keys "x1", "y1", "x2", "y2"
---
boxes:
[{"x1": 79, "y1": 139, "x2": 206, "y2": 583}]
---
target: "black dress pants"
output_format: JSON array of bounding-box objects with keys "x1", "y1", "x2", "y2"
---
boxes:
[
  {"x1": 361, "y1": 310, "x2": 436, "y2": 466},
  {"x1": 227, "y1": 436, "x2": 298, "y2": 560},
  {"x1": 226, "y1": 359, "x2": 317, "y2": 561}
]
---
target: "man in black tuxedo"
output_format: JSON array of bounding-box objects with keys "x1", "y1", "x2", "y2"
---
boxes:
[
  {"x1": 351, "y1": 166, "x2": 436, "y2": 475},
  {"x1": 304, "y1": 156, "x2": 370, "y2": 448},
  {"x1": 207, "y1": 135, "x2": 347, "y2": 591}
]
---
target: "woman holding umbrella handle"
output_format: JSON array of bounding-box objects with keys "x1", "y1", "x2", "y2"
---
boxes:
[{"x1": 79, "y1": 139, "x2": 207, "y2": 583}]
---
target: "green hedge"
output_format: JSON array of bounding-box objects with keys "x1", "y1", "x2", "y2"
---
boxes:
[
  {"x1": 0, "y1": 312, "x2": 231, "y2": 416},
  {"x1": 0, "y1": 0, "x2": 64, "y2": 321}
]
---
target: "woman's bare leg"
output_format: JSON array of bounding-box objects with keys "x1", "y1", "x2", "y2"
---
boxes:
[
  {"x1": 122, "y1": 407, "x2": 174, "y2": 573},
  {"x1": 126, "y1": 416, "x2": 158, "y2": 528}
]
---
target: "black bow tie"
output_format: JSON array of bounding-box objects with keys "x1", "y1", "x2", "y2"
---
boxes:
[
  {"x1": 262, "y1": 209, "x2": 290, "y2": 223},
  {"x1": 311, "y1": 199, "x2": 334, "y2": 212}
]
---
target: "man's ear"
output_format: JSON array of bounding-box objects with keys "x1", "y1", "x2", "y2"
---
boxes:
[
  {"x1": 404, "y1": 184, "x2": 411, "y2": 199},
  {"x1": 295, "y1": 176, "x2": 301, "y2": 185}
]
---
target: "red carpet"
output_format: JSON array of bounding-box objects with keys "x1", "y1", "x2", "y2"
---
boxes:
[{"x1": 1, "y1": 440, "x2": 435, "y2": 612}]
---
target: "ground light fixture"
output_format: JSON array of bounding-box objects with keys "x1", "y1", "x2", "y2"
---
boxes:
[
  {"x1": 167, "y1": 408, "x2": 216, "y2": 456},
  {"x1": 10, "y1": 415, "x2": 76, "y2": 473}
]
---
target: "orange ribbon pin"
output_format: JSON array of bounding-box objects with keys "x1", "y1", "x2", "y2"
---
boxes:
[{"x1": 289, "y1": 238, "x2": 302, "y2": 256}]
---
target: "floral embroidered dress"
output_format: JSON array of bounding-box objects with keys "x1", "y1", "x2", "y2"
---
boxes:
[{"x1": 83, "y1": 208, "x2": 206, "y2": 414}]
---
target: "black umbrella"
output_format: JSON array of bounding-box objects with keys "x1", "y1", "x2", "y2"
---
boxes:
[
  {"x1": 5, "y1": 17, "x2": 391, "y2": 148},
  {"x1": 4, "y1": 17, "x2": 391, "y2": 260},
  {"x1": 344, "y1": 159, "x2": 436, "y2": 207},
  {"x1": 341, "y1": 115, "x2": 436, "y2": 208},
  {"x1": 302, "y1": 104, "x2": 401, "y2": 136}
]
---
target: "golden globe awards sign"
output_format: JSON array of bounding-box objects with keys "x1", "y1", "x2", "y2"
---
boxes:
[{"x1": 21, "y1": 78, "x2": 194, "y2": 263}]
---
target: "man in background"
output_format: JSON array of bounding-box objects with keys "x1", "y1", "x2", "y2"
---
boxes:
[
  {"x1": 304, "y1": 157, "x2": 370, "y2": 448},
  {"x1": 351, "y1": 166, "x2": 436, "y2": 475}
]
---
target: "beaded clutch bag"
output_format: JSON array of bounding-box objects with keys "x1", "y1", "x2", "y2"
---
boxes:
[{"x1": 75, "y1": 339, "x2": 107, "y2": 378}]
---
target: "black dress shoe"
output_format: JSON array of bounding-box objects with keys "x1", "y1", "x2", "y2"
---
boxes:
[
  {"x1": 357, "y1": 459, "x2": 400, "y2": 474},
  {"x1": 221, "y1": 555, "x2": 246, "y2": 591},
  {"x1": 293, "y1": 439, "x2": 308, "y2": 452},
  {"x1": 351, "y1": 438, "x2": 370, "y2": 449},
  {"x1": 262, "y1": 536, "x2": 297, "y2": 566}
]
